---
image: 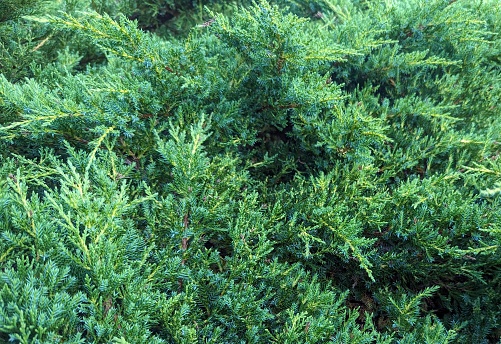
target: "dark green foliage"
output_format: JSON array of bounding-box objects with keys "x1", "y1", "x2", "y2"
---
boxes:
[{"x1": 1, "y1": 0, "x2": 501, "y2": 342}]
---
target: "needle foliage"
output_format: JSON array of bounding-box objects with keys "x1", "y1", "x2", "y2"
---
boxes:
[{"x1": 1, "y1": 0, "x2": 500, "y2": 342}]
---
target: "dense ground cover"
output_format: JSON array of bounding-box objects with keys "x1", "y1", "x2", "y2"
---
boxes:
[{"x1": 1, "y1": 0, "x2": 500, "y2": 342}]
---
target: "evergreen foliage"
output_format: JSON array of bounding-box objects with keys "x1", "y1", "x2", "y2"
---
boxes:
[{"x1": 0, "y1": 0, "x2": 500, "y2": 342}]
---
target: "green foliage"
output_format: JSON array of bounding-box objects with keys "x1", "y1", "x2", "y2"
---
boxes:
[
  {"x1": 0, "y1": 257, "x2": 86, "y2": 343},
  {"x1": 1, "y1": 0, "x2": 501, "y2": 342}
]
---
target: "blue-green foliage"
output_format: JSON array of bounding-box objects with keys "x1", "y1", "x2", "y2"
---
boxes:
[{"x1": 1, "y1": 0, "x2": 500, "y2": 342}]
